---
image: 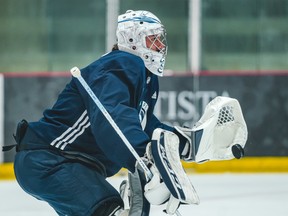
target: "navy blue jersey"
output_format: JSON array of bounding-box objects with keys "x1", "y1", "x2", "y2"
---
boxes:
[{"x1": 28, "y1": 50, "x2": 175, "y2": 176}]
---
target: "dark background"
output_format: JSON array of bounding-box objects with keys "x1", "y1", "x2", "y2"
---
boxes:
[{"x1": 4, "y1": 73, "x2": 288, "y2": 161}]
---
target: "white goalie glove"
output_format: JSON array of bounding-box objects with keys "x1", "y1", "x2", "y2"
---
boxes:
[
  {"x1": 143, "y1": 128, "x2": 200, "y2": 215},
  {"x1": 175, "y1": 96, "x2": 248, "y2": 163}
]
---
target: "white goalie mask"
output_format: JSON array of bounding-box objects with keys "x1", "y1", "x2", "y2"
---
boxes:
[{"x1": 116, "y1": 10, "x2": 168, "y2": 76}]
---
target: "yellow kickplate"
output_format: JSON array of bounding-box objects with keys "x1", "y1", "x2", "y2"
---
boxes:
[
  {"x1": 183, "y1": 157, "x2": 288, "y2": 173},
  {"x1": 0, "y1": 163, "x2": 15, "y2": 180},
  {"x1": 1, "y1": 157, "x2": 288, "y2": 180}
]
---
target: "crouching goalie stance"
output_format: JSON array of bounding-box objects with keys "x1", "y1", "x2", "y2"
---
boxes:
[{"x1": 7, "y1": 9, "x2": 247, "y2": 216}]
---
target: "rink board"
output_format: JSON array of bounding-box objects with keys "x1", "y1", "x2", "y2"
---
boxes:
[{"x1": 1, "y1": 156, "x2": 288, "y2": 180}]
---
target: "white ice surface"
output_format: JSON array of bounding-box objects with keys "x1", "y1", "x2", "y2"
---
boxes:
[{"x1": 1, "y1": 173, "x2": 288, "y2": 216}]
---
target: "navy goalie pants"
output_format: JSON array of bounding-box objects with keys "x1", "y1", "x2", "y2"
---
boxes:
[{"x1": 14, "y1": 149, "x2": 123, "y2": 216}]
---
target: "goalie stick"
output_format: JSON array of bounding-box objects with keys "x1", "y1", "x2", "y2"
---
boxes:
[
  {"x1": 70, "y1": 67, "x2": 183, "y2": 216},
  {"x1": 70, "y1": 67, "x2": 152, "y2": 178}
]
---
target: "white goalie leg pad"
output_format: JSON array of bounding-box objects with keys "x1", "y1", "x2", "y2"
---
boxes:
[
  {"x1": 127, "y1": 165, "x2": 151, "y2": 216},
  {"x1": 165, "y1": 195, "x2": 181, "y2": 215},
  {"x1": 191, "y1": 96, "x2": 248, "y2": 163},
  {"x1": 147, "y1": 128, "x2": 200, "y2": 205},
  {"x1": 144, "y1": 154, "x2": 181, "y2": 215},
  {"x1": 118, "y1": 163, "x2": 151, "y2": 216},
  {"x1": 114, "y1": 209, "x2": 129, "y2": 216},
  {"x1": 144, "y1": 161, "x2": 171, "y2": 205},
  {"x1": 119, "y1": 180, "x2": 130, "y2": 210}
]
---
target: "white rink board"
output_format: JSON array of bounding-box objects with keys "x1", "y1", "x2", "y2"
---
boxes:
[{"x1": 1, "y1": 173, "x2": 288, "y2": 216}]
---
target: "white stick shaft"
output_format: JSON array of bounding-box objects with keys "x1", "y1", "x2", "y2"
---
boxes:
[
  {"x1": 71, "y1": 67, "x2": 183, "y2": 216},
  {"x1": 70, "y1": 67, "x2": 152, "y2": 179}
]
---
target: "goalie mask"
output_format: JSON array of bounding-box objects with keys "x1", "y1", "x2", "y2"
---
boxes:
[{"x1": 116, "y1": 10, "x2": 168, "y2": 76}]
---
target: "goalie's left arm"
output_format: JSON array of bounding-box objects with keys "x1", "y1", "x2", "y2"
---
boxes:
[
  {"x1": 145, "y1": 114, "x2": 193, "y2": 160},
  {"x1": 141, "y1": 97, "x2": 247, "y2": 215},
  {"x1": 175, "y1": 96, "x2": 247, "y2": 163}
]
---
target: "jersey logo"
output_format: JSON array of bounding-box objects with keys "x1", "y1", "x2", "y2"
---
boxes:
[{"x1": 139, "y1": 101, "x2": 149, "y2": 129}]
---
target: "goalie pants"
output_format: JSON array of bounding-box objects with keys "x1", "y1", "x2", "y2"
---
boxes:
[{"x1": 14, "y1": 149, "x2": 123, "y2": 216}]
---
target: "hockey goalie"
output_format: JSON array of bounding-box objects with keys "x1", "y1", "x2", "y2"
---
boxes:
[
  {"x1": 9, "y1": 8, "x2": 248, "y2": 216},
  {"x1": 119, "y1": 96, "x2": 248, "y2": 216}
]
